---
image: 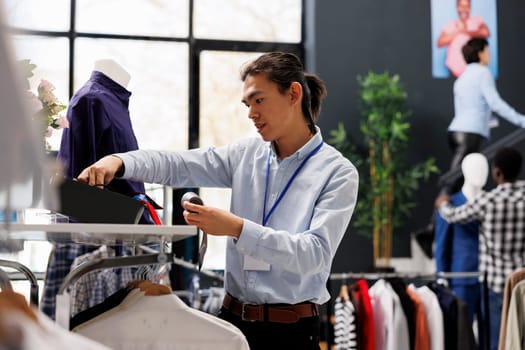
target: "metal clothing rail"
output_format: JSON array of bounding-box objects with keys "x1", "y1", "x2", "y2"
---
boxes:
[
  {"x1": 0, "y1": 268, "x2": 12, "y2": 290},
  {"x1": 438, "y1": 128, "x2": 525, "y2": 187},
  {"x1": 0, "y1": 259, "x2": 39, "y2": 306},
  {"x1": 138, "y1": 243, "x2": 224, "y2": 282},
  {"x1": 326, "y1": 270, "x2": 489, "y2": 350},
  {"x1": 329, "y1": 270, "x2": 483, "y2": 281},
  {"x1": 58, "y1": 246, "x2": 224, "y2": 295}
]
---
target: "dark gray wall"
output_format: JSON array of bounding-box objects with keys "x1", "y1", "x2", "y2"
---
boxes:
[{"x1": 307, "y1": 0, "x2": 525, "y2": 272}]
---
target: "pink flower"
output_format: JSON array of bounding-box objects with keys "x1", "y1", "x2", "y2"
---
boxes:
[
  {"x1": 55, "y1": 115, "x2": 69, "y2": 129},
  {"x1": 38, "y1": 79, "x2": 58, "y2": 104},
  {"x1": 38, "y1": 79, "x2": 55, "y2": 93}
]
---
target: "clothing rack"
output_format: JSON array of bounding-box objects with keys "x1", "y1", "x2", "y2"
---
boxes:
[
  {"x1": 329, "y1": 270, "x2": 482, "y2": 281},
  {"x1": 138, "y1": 244, "x2": 224, "y2": 282},
  {"x1": 326, "y1": 270, "x2": 489, "y2": 350},
  {"x1": 58, "y1": 245, "x2": 224, "y2": 295},
  {"x1": 0, "y1": 258, "x2": 39, "y2": 306},
  {"x1": 0, "y1": 268, "x2": 12, "y2": 290}
]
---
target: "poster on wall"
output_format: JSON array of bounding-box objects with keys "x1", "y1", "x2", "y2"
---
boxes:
[{"x1": 430, "y1": 0, "x2": 498, "y2": 79}]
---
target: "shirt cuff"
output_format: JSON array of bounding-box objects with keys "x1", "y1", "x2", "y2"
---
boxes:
[
  {"x1": 438, "y1": 201, "x2": 453, "y2": 218},
  {"x1": 234, "y1": 219, "x2": 262, "y2": 256},
  {"x1": 113, "y1": 152, "x2": 134, "y2": 178}
]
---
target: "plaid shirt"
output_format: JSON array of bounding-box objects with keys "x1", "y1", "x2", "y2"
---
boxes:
[
  {"x1": 41, "y1": 243, "x2": 96, "y2": 319},
  {"x1": 439, "y1": 180, "x2": 525, "y2": 293}
]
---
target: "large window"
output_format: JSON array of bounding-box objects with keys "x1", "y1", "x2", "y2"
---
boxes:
[{"x1": 4, "y1": 0, "x2": 304, "y2": 272}]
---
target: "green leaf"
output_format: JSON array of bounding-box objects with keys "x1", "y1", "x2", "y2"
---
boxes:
[{"x1": 330, "y1": 71, "x2": 440, "y2": 255}]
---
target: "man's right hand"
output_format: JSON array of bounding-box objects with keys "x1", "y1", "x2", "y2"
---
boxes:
[
  {"x1": 434, "y1": 194, "x2": 451, "y2": 209},
  {"x1": 76, "y1": 155, "x2": 124, "y2": 188}
]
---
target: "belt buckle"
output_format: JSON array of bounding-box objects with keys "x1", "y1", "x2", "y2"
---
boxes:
[{"x1": 241, "y1": 303, "x2": 257, "y2": 322}]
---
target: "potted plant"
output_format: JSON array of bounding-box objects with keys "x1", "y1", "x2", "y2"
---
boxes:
[{"x1": 329, "y1": 71, "x2": 438, "y2": 269}]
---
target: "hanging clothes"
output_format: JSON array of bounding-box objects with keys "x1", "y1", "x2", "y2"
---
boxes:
[
  {"x1": 410, "y1": 285, "x2": 445, "y2": 350},
  {"x1": 0, "y1": 290, "x2": 109, "y2": 350},
  {"x1": 69, "y1": 245, "x2": 111, "y2": 317},
  {"x1": 369, "y1": 279, "x2": 410, "y2": 350},
  {"x1": 427, "y1": 281, "x2": 476, "y2": 350},
  {"x1": 350, "y1": 279, "x2": 375, "y2": 350},
  {"x1": 73, "y1": 284, "x2": 250, "y2": 349},
  {"x1": 498, "y1": 267, "x2": 525, "y2": 350},
  {"x1": 406, "y1": 286, "x2": 431, "y2": 350},
  {"x1": 386, "y1": 277, "x2": 416, "y2": 350},
  {"x1": 70, "y1": 284, "x2": 134, "y2": 330},
  {"x1": 428, "y1": 282, "x2": 458, "y2": 350},
  {"x1": 502, "y1": 279, "x2": 525, "y2": 350},
  {"x1": 333, "y1": 284, "x2": 358, "y2": 350}
]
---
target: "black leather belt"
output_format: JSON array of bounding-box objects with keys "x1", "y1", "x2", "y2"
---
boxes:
[{"x1": 222, "y1": 294, "x2": 319, "y2": 323}]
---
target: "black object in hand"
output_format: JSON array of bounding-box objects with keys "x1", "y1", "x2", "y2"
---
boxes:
[
  {"x1": 181, "y1": 192, "x2": 204, "y2": 211},
  {"x1": 181, "y1": 191, "x2": 207, "y2": 270}
]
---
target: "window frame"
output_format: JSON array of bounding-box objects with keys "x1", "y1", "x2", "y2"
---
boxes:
[{"x1": 6, "y1": 0, "x2": 306, "y2": 268}]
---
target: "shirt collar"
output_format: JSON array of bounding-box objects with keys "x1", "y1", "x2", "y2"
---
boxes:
[
  {"x1": 269, "y1": 126, "x2": 324, "y2": 161},
  {"x1": 90, "y1": 71, "x2": 132, "y2": 105},
  {"x1": 498, "y1": 180, "x2": 525, "y2": 189}
]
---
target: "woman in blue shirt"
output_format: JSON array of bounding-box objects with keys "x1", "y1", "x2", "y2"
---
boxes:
[
  {"x1": 444, "y1": 37, "x2": 525, "y2": 194},
  {"x1": 77, "y1": 52, "x2": 359, "y2": 350}
]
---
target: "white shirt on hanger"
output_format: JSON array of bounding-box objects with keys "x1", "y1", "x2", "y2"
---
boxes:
[
  {"x1": 368, "y1": 279, "x2": 410, "y2": 350},
  {"x1": 73, "y1": 289, "x2": 249, "y2": 350},
  {"x1": 3, "y1": 309, "x2": 111, "y2": 350}
]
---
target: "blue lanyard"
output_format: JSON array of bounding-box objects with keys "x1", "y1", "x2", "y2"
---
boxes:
[{"x1": 262, "y1": 141, "x2": 324, "y2": 226}]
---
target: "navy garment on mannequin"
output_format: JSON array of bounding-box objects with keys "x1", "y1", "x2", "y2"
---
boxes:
[
  {"x1": 435, "y1": 191, "x2": 482, "y2": 326},
  {"x1": 41, "y1": 71, "x2": 151, "y2": 319},
  {"x1": 58, "y1": 71, "x2": 148, "y2": 200}
]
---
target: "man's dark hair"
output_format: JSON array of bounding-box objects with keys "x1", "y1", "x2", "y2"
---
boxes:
[
  {"x1": 493, "y1": 147, "x2": 522, "y2": 181},
  {"x1": 240, "y1": 52, "x2": 327, "y2": 134},
  {"x1": 462, "y1": 37, "x2": 488, "y2": 64}
]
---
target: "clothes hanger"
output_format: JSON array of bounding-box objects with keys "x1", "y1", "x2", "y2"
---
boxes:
[
  {"x1": 127, "y1": 280, "x2": 172, "y2": 296},
  {"x1": 0, "y1": 268, "x2": 12, "y2": 291},
  {"x1": 339, "y1": 282, "x2": 350, "y2": 302},
  {"x1": 0, "y1": 259, "x2": 39, "y2": 306}
]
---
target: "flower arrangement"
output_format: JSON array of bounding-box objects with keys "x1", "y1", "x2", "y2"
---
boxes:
[{"x1": 18, "y1": 59, "x2": 68, "y2": 150}]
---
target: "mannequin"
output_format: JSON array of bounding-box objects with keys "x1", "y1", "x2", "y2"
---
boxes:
[
  {"x1": 93, "y1": 59, "x2": 131, "y2": 88},
  {"x1": 434, "y1": 152, "x2": 488, "y2": 329},
  {"x1": 43, "y1": 59, "x2": 150, "y2": 319},
  {"x1": 460, "y1": 152, "x2": 489, "y2": 201}
]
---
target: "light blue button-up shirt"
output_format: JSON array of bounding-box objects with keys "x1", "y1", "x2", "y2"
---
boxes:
[
  {"x1": 449, "y1": 63, "x2": 525, "y2": 139},
  {"x1": 118, "y1": 128, "x2": 358, "y2": 304}
]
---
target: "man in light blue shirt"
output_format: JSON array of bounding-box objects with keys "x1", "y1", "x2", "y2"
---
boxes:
[
  {"x1": 443, "y1": 37, "x2": 525, "y2": 195},
  {"x1": 78, "y1": 52, "x2": 359, "y2": 350}
]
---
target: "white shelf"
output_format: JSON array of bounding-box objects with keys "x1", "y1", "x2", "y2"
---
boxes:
[{"x1": 2, "y1": 223, "x2": 197, "y2": 245}]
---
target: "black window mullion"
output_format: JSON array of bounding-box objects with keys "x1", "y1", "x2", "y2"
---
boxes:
[{"x1": 68, "y1": 0, "x2": 76, "y2": 98}]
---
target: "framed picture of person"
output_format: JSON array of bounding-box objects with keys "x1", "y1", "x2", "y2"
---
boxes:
[{"x1": 431, "y1": 0, "x2": 498, "y2": 79}]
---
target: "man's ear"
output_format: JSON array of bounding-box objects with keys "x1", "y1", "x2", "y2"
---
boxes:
[
  {"x1": 493, "y1": 166, "x2": 503, "y2": 181},
  {"x1": 289, "y1": 81, "x2": 302, "y2": 105}
]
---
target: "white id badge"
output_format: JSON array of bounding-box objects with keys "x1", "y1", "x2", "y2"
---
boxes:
[{"x1": 243, "y1": 255, "x2": 271, "y2": 271}]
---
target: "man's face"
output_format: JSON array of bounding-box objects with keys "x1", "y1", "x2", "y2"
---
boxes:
[
  {"x1": 457, "y1": 0, "x2": 471, "y2": 21},
  {"x1": 478, "y1": 45, "x2": 491, "y2": 66},
  {"x1": 241, "y1": 73, "x2": 295, "y2": 143}
]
